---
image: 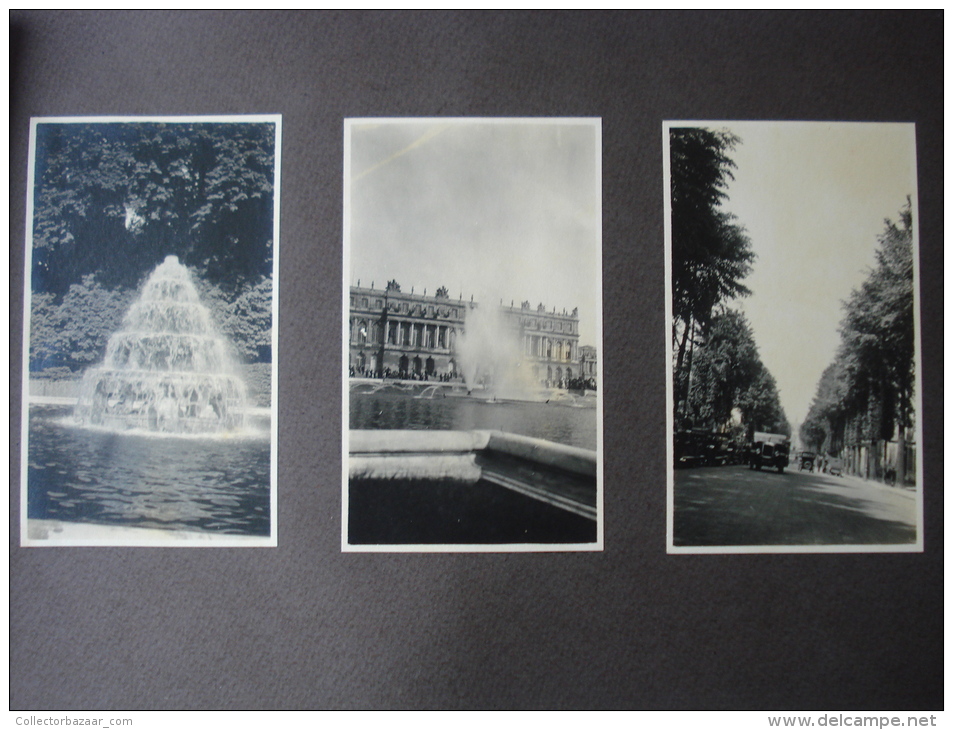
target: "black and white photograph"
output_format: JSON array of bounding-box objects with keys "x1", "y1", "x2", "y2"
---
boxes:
[
  {"x1": 343, "y1": 118, "x2": 603, "y2": 551},
  {"x1": 21, "y1": 116, "x2": 280, "y2": 547},
  {"x1": 665, "y1": 121, "x2": 922, "y2": 553}
]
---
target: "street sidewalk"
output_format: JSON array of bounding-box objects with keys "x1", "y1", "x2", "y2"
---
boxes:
[{"x1": 808, "y1": 468, "x2": 917, "y2": 501}]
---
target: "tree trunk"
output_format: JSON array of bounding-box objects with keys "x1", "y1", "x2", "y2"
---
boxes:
[
  {"x1": 674, "y1": 314, "x2": 692, "y2": 419},
  {"x1": 680, "y1": 318, "x2": 696, "y2": 423},
  {"x1": 896, "y1": 388, "x2": 908, "y2": 484}
]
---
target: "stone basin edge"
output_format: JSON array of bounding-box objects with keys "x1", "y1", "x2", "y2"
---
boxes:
[{"x1": 348, "y1": 429, "x2": 597, "y2": 479}]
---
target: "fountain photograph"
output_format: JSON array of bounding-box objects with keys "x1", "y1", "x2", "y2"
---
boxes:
[
  {"x1": 343, "y1": 118, "x2": 603, "y2": 551},
  {"x1": 21, "y1": 116, "x2": 280, "y2": 547}
]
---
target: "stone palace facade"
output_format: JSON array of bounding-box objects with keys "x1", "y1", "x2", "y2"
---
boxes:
[{"x1": 348, "y1": 280, "x2": 592, "y2": 387}]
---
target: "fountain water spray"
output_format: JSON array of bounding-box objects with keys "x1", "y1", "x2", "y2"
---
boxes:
[
  {"x1": 74, "y1": 255, "x2": 248, "y2": 434},
  {"x1": 456, "y1": 301, "x2": 539, "y2": 401}
]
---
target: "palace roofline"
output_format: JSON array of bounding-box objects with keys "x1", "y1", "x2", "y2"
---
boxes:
[{"x1": 349, "y1": 283, "x2": 578, "y2": 320}]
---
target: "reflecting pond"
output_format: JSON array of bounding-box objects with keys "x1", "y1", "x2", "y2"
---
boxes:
[
  {"x1": 349, "y1": 385, "x2": 597, "y2": 451},
  {"x1": 27, "y1": 404, "x2": 271, "y2": 537}
]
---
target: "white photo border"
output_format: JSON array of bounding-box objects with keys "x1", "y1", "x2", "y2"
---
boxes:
[
  {"x1": 20, "y1": 114, "x2": 281, "y2": 548},
  {"x1": 342, "y1": 117, "x2": 604, "y2": 553},
  {"x1": 663, "y1": 119, "x2": 924, "y2": 554}
]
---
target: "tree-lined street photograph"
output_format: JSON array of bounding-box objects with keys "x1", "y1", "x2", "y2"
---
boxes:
[{"x1": 665, "y1": 121, "x2": 920, "y2": 551}]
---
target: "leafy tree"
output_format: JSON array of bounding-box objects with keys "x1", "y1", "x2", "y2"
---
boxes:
[
  {"x1": 800, "y1": 420, "x2": 827, "y2": 452},
  {"x1": 683, "y1": 308, "x2": 789, "y2": 436},
  {"x1": 738, "y1": 367, "x2": 790, "y2": 436},
  {"x1": 29, "y1": 291, "x2": 64, "y2": 371},
  {"x1": 685, "y1": 308, "x2": 759, "y2": 429},
  {"x1": 840, "y1": 200, "x2": 915, "y2": 436},
  {"x1": 27, "y1": 121, "x2": 276, "y2": 374},
  {"x1": 53, "y1": 275, "x2": 134, "y2": 371},
  {"x1": 199, "y1": 273, "x2": 274, "y2": 363},
  {"x1": 31, "y1": 121, "x2": 275, "y2": 298},
  {"x1": 800, "y1": 360, "x2": 849, "y2": 451},
  {"x1": 670, "y1": 128, "x2": 755, "y2": 412},
  {"x1": 800, "y1": 200, "x2": 915, "y2": 479}
]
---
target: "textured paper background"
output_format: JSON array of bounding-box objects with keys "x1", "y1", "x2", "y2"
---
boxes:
[{"x1": 9, "y1": 10, "x2": 943, "y2": 710}]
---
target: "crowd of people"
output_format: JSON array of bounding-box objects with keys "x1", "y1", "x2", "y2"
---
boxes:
[
  {"x1": 348, "y1": 365, "x2": 458, "y2": 382},
  {"x1": 347, "y1": 366, "x2": 598, "y2": 392},
  {"x1": 565, "y1": 376, "x2": 598, "y2": 392}
]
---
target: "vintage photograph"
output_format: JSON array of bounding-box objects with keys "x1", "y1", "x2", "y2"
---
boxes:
[
  {"x1": 665, "y1": 121, "x2": 922, "y2": 553},
  {"x1": 343, "y1": 118, "x2": 603, "y2": 551},
  {"x1": 21, "y1": 116, "x2": 280, "y2": 546}
]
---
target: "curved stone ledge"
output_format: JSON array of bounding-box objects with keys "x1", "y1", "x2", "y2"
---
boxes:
[
  {"x1": 477, "y1": 430, "x2": 597, "y2": 478},
  {"x1": 347, "y1": 429, "x2": 598, "y2": 525},
  {"x1": 349, "y1": 454, "x2": 481, "y2": 482},
  {"x1": 348, "y1": 429, "x2": 597, "y2": 481},
  {"x1": 349, "y1": 429, "x2": 490, "y2": 455}
]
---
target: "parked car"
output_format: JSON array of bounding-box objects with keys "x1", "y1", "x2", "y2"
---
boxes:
[{"x1": 674, "y1": 430, "x2": 738, "y2": 468}]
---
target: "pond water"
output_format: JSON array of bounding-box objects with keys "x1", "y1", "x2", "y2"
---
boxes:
[
  {"x1": 26, "y1": 404, "x2": 271, "y2": 537},
  {"x1": 349, "y1": 386, "x2": 598, "y2": 451}
]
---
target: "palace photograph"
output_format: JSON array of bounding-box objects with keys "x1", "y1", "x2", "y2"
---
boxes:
[{"x1": 343, "y1": 118, "x2": 603, "y2": 551}]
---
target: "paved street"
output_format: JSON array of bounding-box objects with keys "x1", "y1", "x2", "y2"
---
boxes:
[{"x1": 673, "y1": 465, "x2": 918, "y2": 547}]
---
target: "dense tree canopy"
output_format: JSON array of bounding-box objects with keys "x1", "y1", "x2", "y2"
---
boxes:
[
  {"x1": 683, "y1": 308, "x2": 789, "y2": 436},
  {"x1": 800, "y1": 361, "x2": 848, "y2": 450},
  {"x1": 670, "y1": 127, "x2": 763, "y2": 435},
  {"x1": 28, "y1": 121, "x2": 276, "y2": 372},
  {"x1": 30, "y1": 280, "x2": 134, "y2": 373},
  {"x1": 32, "y1": 121, "x2": 275, "y2": 297},
  {"x1": 801, "y1": 200, "x2": 915, "y2": 457},
  {"x1": 670, "y1": 128, "x2": 755, "y2": 350}
]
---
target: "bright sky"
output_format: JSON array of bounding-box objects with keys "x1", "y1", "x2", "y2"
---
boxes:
[
  {"x1": 345, "y1": 119, "x2": 602, "y2": 348},
  {"x1": 710, "y1": 121, "x2": 918, "y2": 430}
]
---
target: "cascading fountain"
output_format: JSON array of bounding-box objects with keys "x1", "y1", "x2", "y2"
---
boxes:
[{"x1": 74, "y1": 255, "x2": 248, "y2": 434}]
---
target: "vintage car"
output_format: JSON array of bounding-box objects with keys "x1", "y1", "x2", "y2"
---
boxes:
[
  {"x1": 674, "y1": 430, "x2": 734, "y2": 468},
  {"x1": 798, "y1": 451, "x2": 816, "y2": 471},
  {"x1": 748, "y1": 438, "x2": 790, "y2": 473}
]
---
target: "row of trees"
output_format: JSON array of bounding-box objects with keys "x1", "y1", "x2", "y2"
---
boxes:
[
  {"x1": 670, "y1": 128, "x2": 789, "y2": 438},
  {"x1": 28, "y1": 121, "x2": 275, "y2": 373},
  {"x1": 800, "y1": 200, "x2": 916, "y2": 482}
]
